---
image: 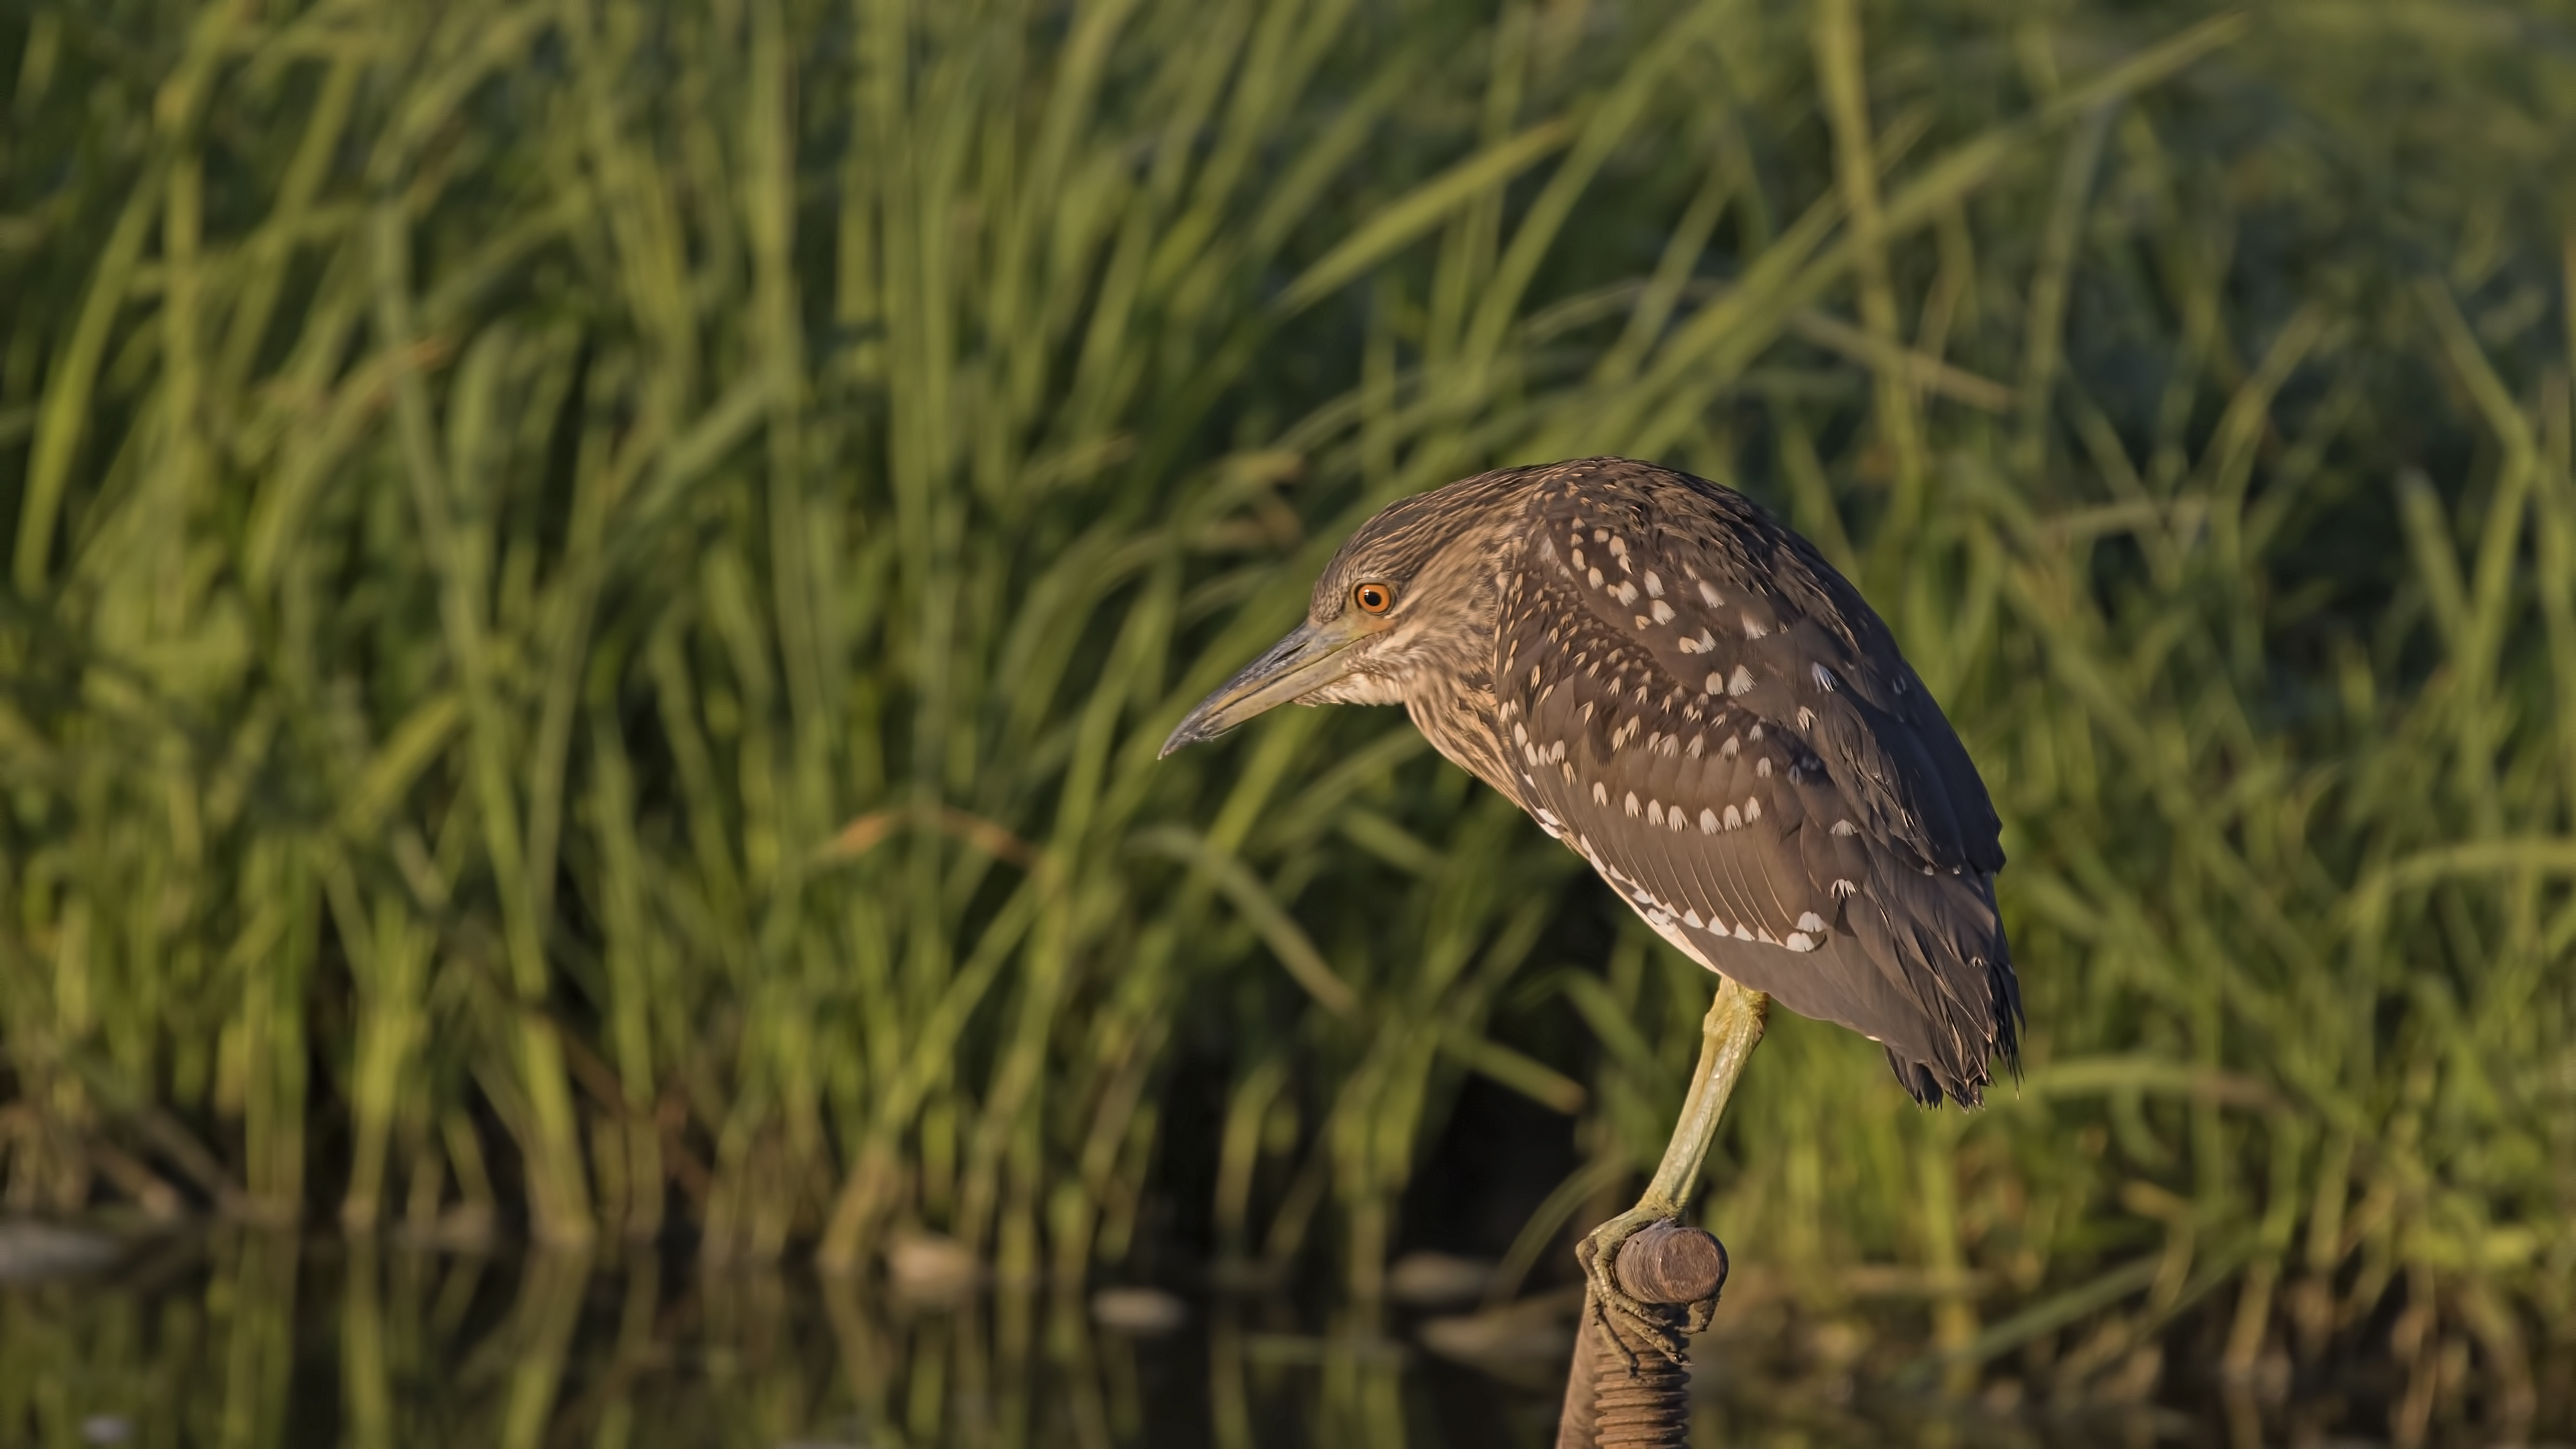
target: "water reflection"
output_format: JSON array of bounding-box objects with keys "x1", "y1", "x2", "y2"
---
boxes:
[{"x1": 3, "y1": 1228, "x2": 2220, "y2": 1448}]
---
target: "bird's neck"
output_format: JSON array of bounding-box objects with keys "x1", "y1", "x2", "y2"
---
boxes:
[
  {"x1": 1407, "y1": 685, "x2": 1519, "y2": 805},
  {"x1": 1401, "y1": 551, "x2": 1522, "y2": 806}
]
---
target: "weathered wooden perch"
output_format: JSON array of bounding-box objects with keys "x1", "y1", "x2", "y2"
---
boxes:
[{"x1": 1554, "y1": 1221, "x2": 1729, "y2": 1449}]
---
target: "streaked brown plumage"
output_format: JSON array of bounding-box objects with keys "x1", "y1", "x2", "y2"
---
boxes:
[{"x1": 1165, "y1": 455, "x2": 2019, "y2": 1105}]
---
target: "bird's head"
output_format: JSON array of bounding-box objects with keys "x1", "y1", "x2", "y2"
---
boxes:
[{"x1": 1159, "y1": 474, "x2": 1522, "y2": 757}]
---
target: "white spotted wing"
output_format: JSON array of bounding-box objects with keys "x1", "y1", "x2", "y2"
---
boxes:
[{"x1": 1492, "y1": 463, "x2": 2014, "y2": 1102}]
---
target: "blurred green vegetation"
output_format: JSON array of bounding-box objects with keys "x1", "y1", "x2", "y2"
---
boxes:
[
  {"x1": 3, "y1": 0, "x2": 2575, "y2": 1436},
  {"x1": 0, "y1": 1233, "x2": 2089, "y2": 1449}
]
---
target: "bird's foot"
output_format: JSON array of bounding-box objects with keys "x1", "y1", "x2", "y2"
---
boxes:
[{"x1": 1575, "y1": 1205, "x2": 1701, "y2": 1371}]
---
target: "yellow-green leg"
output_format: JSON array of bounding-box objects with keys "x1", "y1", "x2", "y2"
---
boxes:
[{"x1": 1578, "y1": 977, "x2": 1770, "y2": 1363}]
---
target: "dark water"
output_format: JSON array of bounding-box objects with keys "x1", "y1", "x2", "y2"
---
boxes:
[{"x1": 0, "y1": 1226, "x2": 2459, "y2": 1448}]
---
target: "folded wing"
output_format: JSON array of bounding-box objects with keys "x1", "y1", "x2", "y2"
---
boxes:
[{"x1": 1491, "y1": 462, "x2": 2019, "y2": 1104}]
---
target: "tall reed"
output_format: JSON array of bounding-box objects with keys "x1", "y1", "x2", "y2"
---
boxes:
[{"x1": 3, "y1": 0, "x2": 2573, "y2": 1430}]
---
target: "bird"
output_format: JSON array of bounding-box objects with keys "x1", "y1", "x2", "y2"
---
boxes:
[{"x1": 1159, "y1": 455, "x2": 2019, "y2": 1358}]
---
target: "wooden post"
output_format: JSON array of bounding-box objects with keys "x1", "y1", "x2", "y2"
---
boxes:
[{"x1": 1555, "y1": 1221, "x2": 1728, "y2": 1449}]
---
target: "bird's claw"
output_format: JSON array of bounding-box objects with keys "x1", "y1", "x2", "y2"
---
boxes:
[{"x1": 1575, "y1": 1207, "x2": 1693, "y2": 1371}]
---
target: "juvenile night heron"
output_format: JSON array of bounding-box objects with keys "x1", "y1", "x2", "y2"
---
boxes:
[{"x1": 1161, "y1": 456, "x2": 2019, "y2": 1355}]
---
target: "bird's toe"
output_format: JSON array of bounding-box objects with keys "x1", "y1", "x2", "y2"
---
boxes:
[{"x1": 1576, "y1": 1207, "x2": 1695, "y2": 1368}]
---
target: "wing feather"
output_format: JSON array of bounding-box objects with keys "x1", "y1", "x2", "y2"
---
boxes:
[{"x1": 1497, "y1": 461, "x2": 2017, "y2": 1104}]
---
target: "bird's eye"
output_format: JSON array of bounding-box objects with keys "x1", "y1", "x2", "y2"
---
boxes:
[{"x1": 1353, "y1": 582, "x2": 1396, "y2": 615}]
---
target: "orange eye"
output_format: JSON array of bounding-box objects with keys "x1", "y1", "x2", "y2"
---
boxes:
[{"x1": 1353, "y1": 582, "x2": 1395, "y2": 614}]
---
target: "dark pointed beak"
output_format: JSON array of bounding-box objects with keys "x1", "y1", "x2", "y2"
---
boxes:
[{"x1": 1160, "y1": 614, "x2": 1373, "y2": 757}]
